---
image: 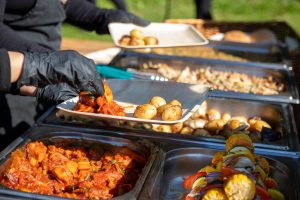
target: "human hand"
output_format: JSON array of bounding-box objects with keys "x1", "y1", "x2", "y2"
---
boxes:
[
  {"x1": 98, "y1": 10, "x2": 150, "y2": 34},
  {"x1": 16, "y1": 50, "x2": 104, "y2": 104}
]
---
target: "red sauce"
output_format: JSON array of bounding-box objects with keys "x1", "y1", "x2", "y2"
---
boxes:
[{"x1": 0, "y1": 141, "x2": 145, "y2": 199}]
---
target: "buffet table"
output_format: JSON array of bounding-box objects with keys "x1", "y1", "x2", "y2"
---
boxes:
[{"x1": 0, "y1": 20, "x2": 300, "y2": 200}]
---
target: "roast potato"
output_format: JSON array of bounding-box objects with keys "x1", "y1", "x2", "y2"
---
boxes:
[
  {"x1": 171, "y1": 122, "x2": 184, "y2": 133},
  {"x1": 249, "y1": 120, "x2": 271, "y2": 132},
  {"x1": 180, "y1": 126, "x2": 194, "y2": 134},
  {"x1": 161, "y1": 105, "x2": 182, "y2": 121},
  {"x1": 134, "y1": 104, "x2": 157, "y2": 119},
  {"x1": 169, "y1": 99, "x2": 182, "y2": 107},
  {"x1": 221, "y1": 113, "x2": 231, "y2": 122},
  {"x1": 130, "y1": 29, "x2": 144, "y2": 40},
  {"x1": 193, "y1": 129, "x2": 210, "y2": 137},
  {"x1": 144, "y1": 36, "x2": 159, "y2": 45},
  {"x1": 230, "y1": 116, "x2": 248, "y2": 123},
  {"x1": 157, "y1": 103, "x2": 173, "y2": 115},
  {"x1": 129, "y1": 38, "x2": 145, "y2": 46},
  {"x1": 154, "y1": 125, "x2": 172, "y2": 133},
  {"x1": 206, "y1": 109, "x2": 221, "y2": 121},
  {"x1": 118, "y1": 35, "x2": 131, "y2": 45},
  {"x1": 205, "y1": 119, "x2": 226, "y2": 132},
  {"x1": 149, "y1": 96, "x2": 166, "y2": 108}
]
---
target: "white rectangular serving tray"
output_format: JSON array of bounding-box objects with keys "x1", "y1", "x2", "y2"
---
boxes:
[
  {"x1": 108, "y1": 22, "x2": 208, "y2": 49},
  {"x1": 57, "y1": 79, "x2": 208, "y2": 125}
]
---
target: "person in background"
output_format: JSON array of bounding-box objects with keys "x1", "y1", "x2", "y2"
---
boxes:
[
  {"x1": 0, "y1": 0, "x2": 149, "y2": 149},
  {"x1": 194, "y1": 0, "x2": 212, "y2": 20}
]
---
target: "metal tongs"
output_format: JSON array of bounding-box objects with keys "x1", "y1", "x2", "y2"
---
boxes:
[{"x1": 96, "y1": 65, "x2": 169, "y2": 81}]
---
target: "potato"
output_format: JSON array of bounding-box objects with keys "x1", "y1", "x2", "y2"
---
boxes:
[
  {"x1": 227, "y1": 119, "x2": 243, "y2": 131},
  {"x1": 169, "y1": 99, "x2": 182, "y2": 107},
  {"x1": 144, "y1": 36, "x2": 159, "y2": 45},
  {"x1": 129, "y1": 38, "x2": 145, "y2": 46},
  {"x1": 205, "y1": 119, "x2": 226, "y2": 132},
  {"x1": 130, "y1": 29, "x2": 144, "y2": 39},
  {"x1": 149, "y1": 96, "x2": 166, "y2": 108},
  {"x1": 161, "y1": 105, "x2": 182, "y2": 121},
  {"x1": 230, "y1": 116, "x2": 248, "y2": 123},
  {"x1": 192, "y1": 101, "x2": 207, "y2": 119},
  {"x1": 184, "y1": 118, "x2": 206, "y2": 129},
  {"x1": 180, "y1": 126, "x2": 194, "y2": 134},
  {"x1": 249, "y1": 120, "x2": 271, "y2": 132},
  {"x1": 134, "y1": 104, "x2": 157, "y2": 119},
  {"x1": 118, "y1": 35, "x2": 131, "y2": 45},
  {"x1": 171, "y1": 122, "x2": 183, "y2": 133},
  {"x1": 221, "y1": 113, "x2": 231, "y2": 122},
  {"x1": 206, "y1": 109, "x2": 221, "y2": 121},
  {"x1": 155, "y1": 125, "x2": 172, "y2": 133},
  {"x1": 193, "y1": 129, "x2": 210, "y2": 137},
  {"x1": 248, "y1": 116, "x2": 261, "y2": 126},
  {"x1": 157, "y1": 103, "x2": 173, "y2": 115}
]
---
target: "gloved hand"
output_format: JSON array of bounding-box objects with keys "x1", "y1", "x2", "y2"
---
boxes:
[
  {"x1": 97, "y1": 9, "x2": 150, "y2": 34},
  {"x1": 16, "y1": 50, "x2": 104, "y2": 104}
]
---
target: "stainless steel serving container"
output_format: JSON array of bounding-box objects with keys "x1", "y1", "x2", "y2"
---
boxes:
[
  {"x1": 139, "y1": 146, "x2": 300, "y2": 200},
  {"x1": 149, "y1": 44, "x2": 289, "y2": 65},
  {"x1": 208, "y1": 40, "x2": 286, "y2": 55},
  {"x1": 37, "y1": 96, "x2": 299, "y2": 152},
  {"x1": 110, "y1": 51, "x2": 299, "y2": 104},
  {"x1": 0, "y1": 126, "x2": 162, "y2": 200}
]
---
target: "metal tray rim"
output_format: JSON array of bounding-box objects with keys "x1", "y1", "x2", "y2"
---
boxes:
[
  {"x1": 139, "y1": 147, "x2": 300, "y2": 200},
  {"x1": 37, "y1": 97, "x2": 299, "y2": 152},
  {"x1": 0, "y1": 126, "x2": 160, "y2": 200},
  {"x1": 110, "y1": 50, "x2": 299, "y2": 104}
]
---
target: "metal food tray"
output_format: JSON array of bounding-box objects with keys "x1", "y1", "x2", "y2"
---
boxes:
[
  {"x1": 37, "y1": 97, "x2": 299, "y2": 152},
  {"x1": 110, "y1": 51, "x2": 299, "y2": 104},
  {"x1": 149, "y1": 45, "x2": 288, "y2": 64},
  {"x1": 139, "y1": 147, "x2": 300, "y2": 200},
  {"x1": 164, "y1": 19, "x2": 299, "y2": 63},
  {"x1": 0, "y1": 126, "x2": 161, "y2": 200},
  {"x1": 208, "y1": 42, "x2": 289, "y2": 64},
  {"x1": 207, "y1": 39, "x2": 286, "y2": 54}
]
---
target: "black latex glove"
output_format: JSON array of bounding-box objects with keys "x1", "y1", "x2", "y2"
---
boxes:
[
  {"x1": 97, "y1": 9, "x2": 150, "y2": 34},
  {"x1": 64, "y1": 0, "x2": 150, "y2": 34},
  {"x1": 16, "y1": 50, "x2": 104, "y2": 104}
]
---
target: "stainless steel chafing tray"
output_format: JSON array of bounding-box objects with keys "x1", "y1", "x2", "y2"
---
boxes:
[
  {"x1": 37, "y1": 96, "x2": 299, "y2": 152},
  {"x1": 139, "y1": 147, "x2": 300, "y2": 200},
  {"x1": 0, "y1": 126, "x2": 161, "y2": 200},
  {"x1": 148, "y1": 44, "x2": 289, "y2": 64},
  {"x1": 110, "y1": 51, "x2": 299, "y2": 104}
]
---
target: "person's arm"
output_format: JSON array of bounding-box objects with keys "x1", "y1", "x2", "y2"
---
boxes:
[
  {"x1": 0, "y1": 48, "x2": 11, "y2": 92},
  {"x1": 2, "y1": 50, "x2": 104, "y2": 104},
  {"x1": 64, "y1": 0, "x2": 149, "y2": 34},
  {"x1": 0, "y1": 49, "x2": 36, "y2": 96},
  {"x1": 0, "y1": 0, "x2": 50, "y2": 52}
]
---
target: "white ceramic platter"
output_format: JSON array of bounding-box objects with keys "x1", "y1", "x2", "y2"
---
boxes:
[
  {"x1": 57, "y1": 79, "x2": 209, "y2": 125},
  {"x1": 108, "y1": 22, "x2": 208, "y2": 49}
]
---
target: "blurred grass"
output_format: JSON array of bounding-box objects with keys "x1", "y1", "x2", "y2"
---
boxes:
[{"x1": 62, "y1": 0, "x2": 300, "y2": 41}]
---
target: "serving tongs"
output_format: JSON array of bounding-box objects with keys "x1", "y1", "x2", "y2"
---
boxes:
[{"x1": 96, "y1": 65, "x2": 169, "y2": 81}]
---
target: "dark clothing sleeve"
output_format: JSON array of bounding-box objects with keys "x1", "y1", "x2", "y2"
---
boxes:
[
  {"x1": 64, "y1": 0, "x2": 110, "y2": 34},
  {"x1": 0, "y1": 48, "x2": 11, "y2": 92},
  {"x1": 0, "y1": 0, "x2": 50, "y2": 52}
]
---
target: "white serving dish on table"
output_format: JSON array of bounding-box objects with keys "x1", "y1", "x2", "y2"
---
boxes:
[
  {"x1": 108, "y1": 22, "x2": 208, "y2": 49},
  {"x1": 57, "y1": 79, "x2": 209, "y2": 125}
]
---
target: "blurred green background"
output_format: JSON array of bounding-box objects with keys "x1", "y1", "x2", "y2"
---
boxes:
[{"x1": 62, "y1": 0, "x2": 300, "y2": 41}]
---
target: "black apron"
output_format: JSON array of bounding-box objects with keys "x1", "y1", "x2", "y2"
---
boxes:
[{"x1": 0, "y1": 0, "x2": 65, "y2": 150}]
